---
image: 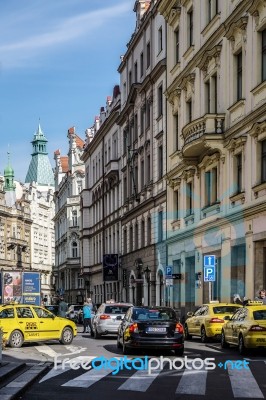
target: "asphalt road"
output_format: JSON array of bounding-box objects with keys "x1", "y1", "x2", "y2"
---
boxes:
[{"x1": 3, "y1": 326, "x2": 265, "y2": 400}]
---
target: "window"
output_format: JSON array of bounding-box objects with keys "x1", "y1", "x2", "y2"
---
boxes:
[
  {"x1": 207, "y1": 0, "x2": 218, "y2": 23},
  {"x1": 72, "y1": 241, "x2": 78, "y2": 258},
  {"x1": 188, "y1": 9, "x2": 193, "y2": 47},
  {"x1": 186, "y1": 181, "x2": 193, "y2": 216},
  {"x1": 158, "y1": 211, "x2": 163, "y2": 242},
  {"x1": 187, "y1": 99, "x2": 192, "y2": 123},
  {"x1": 146, "y1": 42, "x2": 151, "y2": 69},
  {"x1": 158, "y1": 85, "x2": 163, "y2": 117},
  {"x1": 134, "y1": 62, "x2": 138, "y2": 83},
  {"x1": 262, "y1": 140, "x2": 266, "y2": 183},
  {"x1": 123, "y1": 229, "x2": 127, "y2": 254},
  {"x1": 146, "y1": 154, "x2": 151, "y2": 183},
  {"x1": 135, "y1": 223, "x2": 139, "y2": 250},
  {"x1": 146, "y1": 101, "x2": 151, "y2": 129},
  {"x1": 134, "y1": 163, "x2": 138, "y2": 193},
  {"x1": 141, "y1": 220, "x2": 145, "y2": 246},
  {"x1": 129, "y1": 226, "x2": 133, "y2": 252},
  {"x1": 158, "y1": 145, "x2": 163, "y2": 179},
  {"x1": 140, "y1": 52, "x2": 144, "y2": 77},
  {"x1": 147, "y1": 217, "x2": 151, "y2": 244},
  {"x1": 175, "y1": 29, "x2": 179, "y2": 63},
  {"x1": 236, "y1": 154, "x2": 242, "y2": 193},
  {"x1": 141, "y1": 159, "x2": 145, "y2": 189},
  {"x1": 72, "y1": 210, "x2": 77, "y2": 226},
  {"x1": 236, "y1": 51, "x2": 242, "y2": 101},
  {"x1": 174, "y1": 114, "x2": 179, "y2": 151},
  {"x1": 141, "y1": 107, "x2": 145, "y2": 134},
  {"x1": 205, "y1": 74, "x2": 217, "y2": 113},
  {"x1": 175, "y1": 190, "x2": 179, "y2": 220},
  {"x1": 17, "y1": 307, "x2": 34, "y2": 318},
  {"x1": 205, "y1": 168, "x2": 218, "y2": 206},
  {"x1": 134, "y1": 113, "x2": 138, "y2": 141},
  {"x1": 158, "y1": 26, "x2": 163, "y2": 53},
  {"x1": 123, "y1": 175, "x2": 127, "y2": 201},
  {"x1": 262, "y1": 29, "x2": 266, "y2": 82},
  {"x1": 129, "y1": 70, "x2": 132, "y2": 88}
]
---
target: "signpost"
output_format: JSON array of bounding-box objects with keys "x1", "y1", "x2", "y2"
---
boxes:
[{"x1": 203, "y1": 255, "x2": 216, "y2": 302}]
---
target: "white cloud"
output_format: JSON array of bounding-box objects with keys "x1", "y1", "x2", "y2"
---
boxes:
[{"x1": 0, "y1": 2, "x2": 132, "y2": 69}]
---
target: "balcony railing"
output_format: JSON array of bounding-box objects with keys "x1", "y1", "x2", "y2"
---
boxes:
[{"x1": 182, "y1": 114, "x2": 225, "y2": 146}]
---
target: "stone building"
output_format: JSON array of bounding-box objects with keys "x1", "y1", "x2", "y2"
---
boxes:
[
  {"x1": 53, "y1": 127, "x2": 86, "y2": 304},
  {"x1": 158, "y1": 0, "x2": 266, "y2": 313}
]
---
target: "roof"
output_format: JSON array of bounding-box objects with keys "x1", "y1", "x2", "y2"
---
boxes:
[
  {"x1": 25, "y1": 154, "x2": 54, "y2": 186},
  {"x1": 75, "y1": 134, "x2": 85, "y2": 149},
  {"x1": 60, "y1": 156, "x2": 69, "y2": 173}
]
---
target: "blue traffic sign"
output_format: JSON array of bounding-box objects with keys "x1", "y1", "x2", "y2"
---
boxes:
[
  {"x1": 165, "y1": 266, "x2": 173, "y2": 277},
  {"x1": 204, "y1": 255, "x2": 216, "y2": 267},
  {"x1": 204, "y1": 266, "x2": 216, "y2": 282}
]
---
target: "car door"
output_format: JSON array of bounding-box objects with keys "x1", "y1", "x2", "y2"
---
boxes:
[
  {"x1": 0, "y1": 307, "x2": 16, "y2": 339},
  {"x1": 33, "y1": 307, "x2": 61, "y2": 339},
  {"x1": 16, "y1": 306, "x2": 39, "y2": 341},
  {"x1": 121, "y1": 308, "x2": 132, "y2": 341},
  {"x1": 231, "y1": 308, "x2": 248, "y2": 345},
  {"x1": 190, "y1": 307, "x2": 205, "y2": 336},
  {"x1": 225, "y1": 309, "x2": 244, "y2": 345}
]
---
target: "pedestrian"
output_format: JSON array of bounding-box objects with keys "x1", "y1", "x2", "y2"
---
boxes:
[
  {"x1": 58, "y1": 297, "x2": 68, "y2": 317},
  {"x1": 83, "y1": 301, "x2": 93, "y2": 336},
  {"x1": 87, "y1": 298, "x2": 97, "y2": 313},
  {"x1": 255, "y1": 289, "x2": 266, "y2": 304}
]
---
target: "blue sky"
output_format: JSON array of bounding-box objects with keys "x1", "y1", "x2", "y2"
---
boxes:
[{"x1": 0, "y1": 0, "x2": 135, "y2": 182}]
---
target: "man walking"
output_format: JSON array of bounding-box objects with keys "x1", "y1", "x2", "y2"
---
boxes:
[{"x1": 58, "y1": 297, "x2": 68, "y2": 317}]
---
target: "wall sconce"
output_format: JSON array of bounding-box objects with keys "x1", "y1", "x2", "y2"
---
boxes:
[{"x1": 135, "y1": 258, "x2": 143, "y2": 270}]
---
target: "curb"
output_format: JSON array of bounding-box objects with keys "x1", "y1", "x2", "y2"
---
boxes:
[{"x1": 0, "y1": 363, "x2": 50, "y2": 400}]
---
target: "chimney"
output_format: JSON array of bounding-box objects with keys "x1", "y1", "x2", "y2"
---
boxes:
[{"x1": 134, "y1": 0, "x2": 151, "y2": 29}]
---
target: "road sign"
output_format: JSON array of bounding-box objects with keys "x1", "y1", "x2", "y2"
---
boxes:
[
  {"x1": 165, "y1": 266, "x2": 172, "y2": 277},
  {"x1": 204, "y1": 255, "x2": 216, "y2": 267},
  {"x1": 165, "y1": 278, "x2": 173, "y2": 286},
  {"x1": 204, "y1": 265, "x2": 216, "y2": 282}
]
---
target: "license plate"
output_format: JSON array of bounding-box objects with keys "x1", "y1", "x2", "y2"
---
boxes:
[
  {"x1": 256, "y1": 338, "x2": 266, "y2": 342},
  {"x1": 146, "y1": 327, "x2": 166, "y2": 333}
]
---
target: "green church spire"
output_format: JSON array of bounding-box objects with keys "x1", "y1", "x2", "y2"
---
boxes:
[{"x1": 4, "y1": 151, "x2": 16, "y2": 191}]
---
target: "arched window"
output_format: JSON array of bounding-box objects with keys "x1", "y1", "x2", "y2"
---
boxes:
[{"x1": 72, "y1": 241, "x2": 78, "y2": 258}]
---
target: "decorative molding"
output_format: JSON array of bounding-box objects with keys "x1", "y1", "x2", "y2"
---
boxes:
[
  {"x1": 197, "y1": 45, "x2": 222, "y2": 78},
  {"x1": 248, "y1": 0, "x2": 266, "y2": 30},
  {"x1": 225, "y1": 16, "x2": 248, "y2": 52},
  {"x1": 225, "y1": 135, "x2": 247, "y2": 154},
  {"x1": 249, "y1": 120, "x2": 266, "y2": 142}
]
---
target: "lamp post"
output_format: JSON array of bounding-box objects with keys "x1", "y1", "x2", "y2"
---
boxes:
[
  {"x1": 144, "y1": 266, "x2": 151, "y2": 306},
  {"x1": 130, "y1": 275, "x2": 136, "y2": 305}
]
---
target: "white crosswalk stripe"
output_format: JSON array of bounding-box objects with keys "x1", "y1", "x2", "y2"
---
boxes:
[
  {"x1": 227, "y1": 363, "x2": 264, "y2": 398},
  {"x1": 175, "y1": 369, "x2": 208, "y2": 395},
  {"x1": 38, "y1": 357, "x2": 266, "y2": 398}
]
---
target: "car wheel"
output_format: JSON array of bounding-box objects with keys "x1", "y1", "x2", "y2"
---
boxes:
[
  {"x1": 117, "y1": 335, "x2": 122, "y2": 349},
  {"x1": 184, "y1": 324, "x2": 192, "y2": 340},
  {"x1": 122, "y1": 337, "x2": 131, "y2": 355},
  {"x1": 94, "y1": 327, "x2": 101, "y2": 339},
  {"x1": 238, "y1": 335, "x2": 247, "y2": 355},
  {"x1": 201, "y1": 326, "x2": 208, "y2": 343},
  {"x1": 221, "y1": 330, "x2": 229, "y2": 349},
  {"x1": 9, "y1": 330, "x2": 24, "y2": 348},
  {"x1": 174, "y1": 347, "x2": 184, "y2": 356},
  {"x1": 60, "y1": 327, "x2": 74, "y2": 345}
]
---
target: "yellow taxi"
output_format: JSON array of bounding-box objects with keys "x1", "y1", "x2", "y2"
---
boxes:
[
  {"x1": 184, "y1": 301, "x2": 242, "y2": 342},
  {"x1": 0, "y1": 303, "x2": 77, "y2": 348},
  {"x1": 221, "y1": 301, "x2": 266, "y2": 354}
]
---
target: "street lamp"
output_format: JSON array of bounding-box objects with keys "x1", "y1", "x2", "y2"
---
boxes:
[
  {"x1": 130, "y1": 275, "x2": 136, "y2": 305},
  {"x1": 144, "y1": 266, "x2": 151, "y2": 306}
]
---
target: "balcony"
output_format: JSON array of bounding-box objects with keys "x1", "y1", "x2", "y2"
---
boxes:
[
  {"x1": 105, "y1": 159, "x2": 119, "y2": 180},
  {"x1": 182, "y1": 114, "x2": 225, "y2": 158},
  {"x1": 7, "y1": 237, "x2": 28, "y2": 251}
]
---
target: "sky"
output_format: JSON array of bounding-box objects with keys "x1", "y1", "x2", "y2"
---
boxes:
[{"x1": 0, "y1": 0, "x2": 135, "y2": 182}]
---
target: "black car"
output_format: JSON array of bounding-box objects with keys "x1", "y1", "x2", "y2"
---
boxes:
[
  {"x1": 45, "y1": 305, "x2": 59, "y2": 316},
  {"x1": 117, "y1": 306, "x2": 184, "y2": 356}
]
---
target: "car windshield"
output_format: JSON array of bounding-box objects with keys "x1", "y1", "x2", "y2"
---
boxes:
[
  {"x1": 253, "y1": 310, "x2": 266, "y2": 320},
  {"x1": 133, "y1": 308, "x2": 176, "y2": 321},
  {"x1": 104, "y1": 305, "x2": 131, "y2": 314},
  {"x1": 213, "y1": 306, "x2": 240, "y2": 314}
]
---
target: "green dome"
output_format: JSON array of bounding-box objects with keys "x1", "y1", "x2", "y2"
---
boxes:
[{"x1": 4, "y1": 165, "x2": 14, "y2": 176}]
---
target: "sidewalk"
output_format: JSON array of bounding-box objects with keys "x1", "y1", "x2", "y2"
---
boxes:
[{"x1": 0, "y1": 359, "x2": 50, "y2": 400}]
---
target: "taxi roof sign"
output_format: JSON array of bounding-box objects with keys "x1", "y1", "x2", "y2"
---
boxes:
[{"x1": 246, "y1": 300, "x2": 264, "y2": 306}]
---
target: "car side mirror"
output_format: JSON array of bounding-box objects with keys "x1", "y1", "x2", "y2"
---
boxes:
[
  {"x1": 187, "y1": 311, "x2": 193, "y2": 317},
  {"x1": 223, "y1": 315, "x2": 231, "y2": 321},
  {"x1": 116, "y1": 315, "x2": 122, "y2": 320}
]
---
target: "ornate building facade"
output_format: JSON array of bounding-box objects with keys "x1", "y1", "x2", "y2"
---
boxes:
[
  {"x1": 53, "y1": 127, "x2": 85, "y2": 304},
  {"x1": 158, "y1": 0, "x2": 266, "y2": 314}
]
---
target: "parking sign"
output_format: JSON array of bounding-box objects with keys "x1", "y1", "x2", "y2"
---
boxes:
[
  {"x1": 165, "y1": 266, "x2": 172, "y2": 277},
  {"x1": 204, "y1": 266, "x2": 216, "y2": 282}
]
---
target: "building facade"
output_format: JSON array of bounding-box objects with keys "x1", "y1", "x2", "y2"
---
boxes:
[
  {"x1": 118, "y1": 0, "x2": 167, "y2": 306},
  {"x1": 53, "y1": 127, "x2": 85, "y2": 304},
  {"x1": 158, "y1": 0, "x2": 266, "y2": 314},
  {"x1": 81, "y1": 87, "x2": 122, "y2": 305},
  {"x1": 24, "y1": 124, "x2": 55, "y2": 303}
]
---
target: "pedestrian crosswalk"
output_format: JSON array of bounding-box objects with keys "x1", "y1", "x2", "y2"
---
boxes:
[{"x1": 38, "y1": 357, "x2": 266, "y2": 398}]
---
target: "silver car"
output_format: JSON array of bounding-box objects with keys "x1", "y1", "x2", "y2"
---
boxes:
[{"x1": 92, "y1": 302, "x2": 133, "y2": 338}]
